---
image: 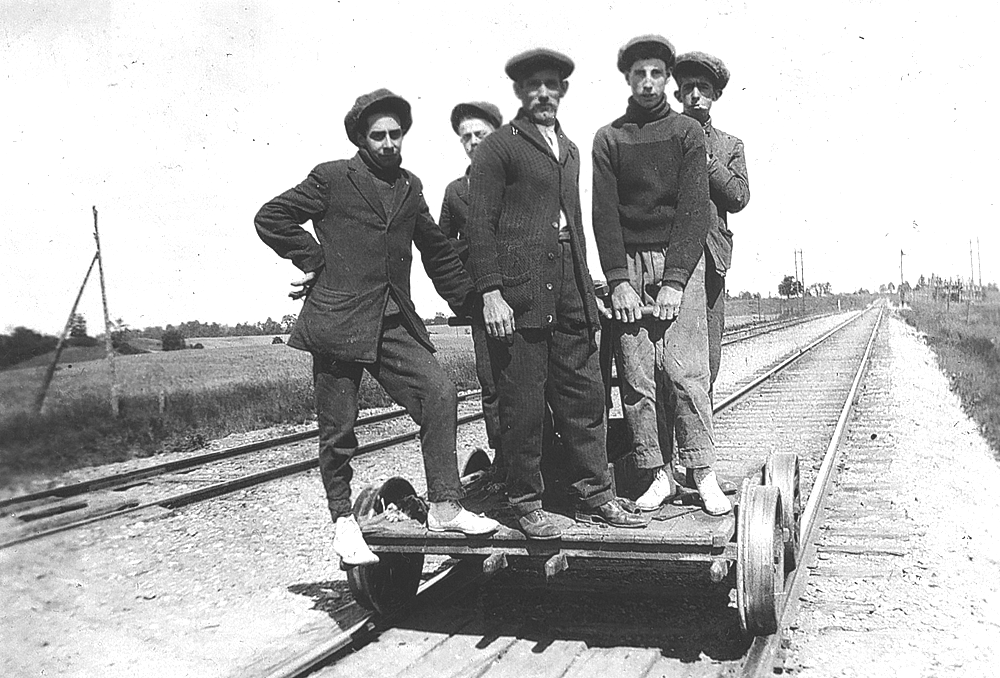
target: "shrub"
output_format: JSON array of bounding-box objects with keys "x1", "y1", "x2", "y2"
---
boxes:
[{"x1": 162, "y1": 329, "x2": 187, "y2": 351}]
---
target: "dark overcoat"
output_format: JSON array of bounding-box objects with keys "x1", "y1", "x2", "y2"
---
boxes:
[
  {"x1": 438, "y1": 171, "x2": 470, "y2": 264},
  {"x1": 255, "y1": 154, "x2": 472, "y2": 362},
  {"x1": 465, "y1": 113, "x2": 602, "y2": 332}
]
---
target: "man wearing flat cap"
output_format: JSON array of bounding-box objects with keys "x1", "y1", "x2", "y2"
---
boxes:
[
  {"x1": 256, "y1": 88, "x2": 500, "y2": 568},
  {"x1": 438, "y1": 101, "x2": 504, "y2": 474},
  {"x1": 673, "y1": 51, "x2": 750, "y2": 397},
  {"x1": 592, "y1": 35, "x2": 730, "y2": 516},
  {"x1": 465, "y1": 49, "x2": 645, "y2": 539}
]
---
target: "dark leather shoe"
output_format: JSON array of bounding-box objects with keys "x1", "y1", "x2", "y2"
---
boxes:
[
  {"x1": 576, "y1": 498, "x2": 648, "y2": 528},
  {"x1": 518, "y1": 509, "x2": 562, "y2": 540}
]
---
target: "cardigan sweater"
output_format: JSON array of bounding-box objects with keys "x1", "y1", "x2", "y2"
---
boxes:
[
  {"x1": 465, "y1": 112, "x2": 602, "y2": 332},
  {"x1": 592, "y1": 99, "x2": 711, "y2": 288}
]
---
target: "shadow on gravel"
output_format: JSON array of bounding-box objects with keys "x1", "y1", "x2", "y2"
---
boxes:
[
  {"x1": 288, "y1": 580, "x2": 355, "y2": 617},
  {"x1": 391, "y1": 562, "x2": 751, "y2": 664}
]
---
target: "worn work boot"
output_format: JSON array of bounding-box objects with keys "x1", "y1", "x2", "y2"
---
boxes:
[
  {"x1": 635, "y1": 465, "x2": 678, "y2": 511},
  {"x1": 577, "y1": 497, "x2": 648, "y2": 528},
  {"x1": 518, "y1": 509, "x2": 562, "y2": 540},
  {"x1": 427, "y1": 500, "x2": 501, "y2": 536},
  {"x1": 333, "y1": 515, "x2": 379, "y2": 568},
  {"x1": 691, "y1": 468, "x2": 732, "y2": 516}
]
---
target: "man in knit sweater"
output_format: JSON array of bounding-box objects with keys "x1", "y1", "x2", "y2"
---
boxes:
[
  {"x1": 592, "y1": 35, "x2": 730, "y2": 515},
  {"x1": 465, "y1": 48, "x2": 646, "y2": 539},
  {"x1": 672, "y1": 52, "x2": 750, "y2": 396}
]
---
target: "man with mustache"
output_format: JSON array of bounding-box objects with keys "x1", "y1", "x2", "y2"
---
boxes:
[
  {"x1": 465, "y1": 49, "x2": 645, "y2": 539},
  {"x1": 439, "y1": 101, "x2": 505, "y2": 476},
  {"x1": 255, "y1": 89, "x2": 500, "y2": 569},
  {"x1": 592, "y1": 36, "x2": 730, "y2": 516},
  {"x1": 673, "y1": 52, "x2": 750, "y2": 397}
]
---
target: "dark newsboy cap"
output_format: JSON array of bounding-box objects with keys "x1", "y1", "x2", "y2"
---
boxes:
[
  {"x1": 505, "y1": 48, "x2": 574, "y2": 81},
  {"x1": 343, "y1": 88, "x2": 413, "y2": 145},
  {"x1": 450, "y1": 101, "x2": 503, "y2": 133},
  {"x1": 673, "y1": 51, "x2": 730, "y2": 91},
  {"x1": 617, "y1": 34, "x2": 676, "y2": 74}
]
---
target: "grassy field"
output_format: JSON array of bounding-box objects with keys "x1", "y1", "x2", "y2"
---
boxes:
[
  {"x1": 900, "y1": 296, "x2": 1000, "y2": 459},
  {"x1": 0, "y1": 332, "x2": 477, "y2": 484}
]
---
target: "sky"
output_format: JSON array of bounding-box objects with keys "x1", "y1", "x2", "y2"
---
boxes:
[{"x1": 2, "y1": 0, "x2": 996, "y2": 336}]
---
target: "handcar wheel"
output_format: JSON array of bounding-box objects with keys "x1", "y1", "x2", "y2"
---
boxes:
[
  {"x1": 458, "y1": 447, "x2": 492, "y2": 478},
  {"x1": 347, "y1": 477, "x2": 425, "y2": 615},
  {"x1": 736, "y1": 482, "x2": 785, "y2": 637},
  {"x1": 764, "y1": 452, "x2": 802, "y2": 571}
]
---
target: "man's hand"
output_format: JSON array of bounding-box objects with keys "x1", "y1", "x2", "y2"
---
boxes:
[
  {"x1": 483, "y1": 289, "x2": 515, "y2": 341},
  {"x1": 653, "y1": 283, "x2": 683, "y2": 321},
  {"x1": 289, "y1": 271, "x2": 317, "y2": 300},
  {"x1": 611, "y1": 280, "x2": 644, "y2": 324}
]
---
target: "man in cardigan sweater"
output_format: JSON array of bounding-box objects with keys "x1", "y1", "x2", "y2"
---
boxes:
[
  {"x1": 439, "y1": 101, "x2": 504, "y2": 470},
  {"x1": 256, "y1": 89, "x2": 500, "y2": 567},
  {"x1": 465, "y1": 49, "x2": 645, "y2": 538},
  {"x1": 673, "y1": 52, "x2": 750, "y2": 396},
  {"x1": 592, "y1": 35, "x2": 730, "y2": 516}
]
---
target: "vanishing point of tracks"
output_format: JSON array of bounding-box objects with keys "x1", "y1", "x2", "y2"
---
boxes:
[{"x1": 0, "y1": 312, "x2": 828, "y2": 550}]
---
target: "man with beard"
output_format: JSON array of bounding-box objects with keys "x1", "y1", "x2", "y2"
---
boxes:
[
  {"x1": 465, "y1": 49, "x2": 645, "y2": 539},
  {"x1": 673, "y1": 52, "x2": 750, "y2": 396},
  {"x1": 255, "y1": 89, "x2": 500, "y2": 568},
  {"x1": 439, "y1": 101, "x2": 505, "y2": 474},
  {"x1": 592, "y1": 36, "x2": 730, "y2": 516}
]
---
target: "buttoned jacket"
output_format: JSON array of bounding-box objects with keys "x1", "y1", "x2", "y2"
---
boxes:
[
  {"x1": 255, "y1": 154, "x2": 472, "y2": 362},
  {"x1": 438, "y1": 170, "x2": 470, "y2": 264},
  {"x1": 704, "y1": 122, "x2": 750, "y2": 276},
  {"x1": 465, "y1": 113, "x2": 602, "y2": 331}
]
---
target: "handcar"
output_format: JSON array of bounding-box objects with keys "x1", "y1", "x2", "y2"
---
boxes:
[{"x1": 349, "y1": 294, "x2": 800, "y2": 637}]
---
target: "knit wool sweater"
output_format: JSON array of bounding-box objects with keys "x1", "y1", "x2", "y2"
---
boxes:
[{"x1": 592, "y1": 99, "x2": 710, "y2": 288}]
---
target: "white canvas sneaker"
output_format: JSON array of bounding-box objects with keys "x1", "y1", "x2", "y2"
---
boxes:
[
  {"x1": 635, "y1": 465, "x2": 678, "y2": 511},
  {"x1": 427, "y1": 500, "x2": 501, "y2": 535},
  {"x1": 691, "y1": 468, "x2": 732, "y2": 516},
  {"x1": 333, "y1": 515, "x2": 379, "y2": 567}
]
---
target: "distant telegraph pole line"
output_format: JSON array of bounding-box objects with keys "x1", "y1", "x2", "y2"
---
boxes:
[
  {"x1": 33, "y1": 253, "x2": 99, "y2": 414},
  {"x1": 93, "y1": 206, "x2": 119, "y2": 417}
]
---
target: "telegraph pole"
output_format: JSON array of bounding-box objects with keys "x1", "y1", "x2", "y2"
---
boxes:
[
  {"x1": 93, "y1": 206, "x2": 119, "y2": 416},
  {"x1": 899, "y1": 250, "x2": 905, "y2": 307}
]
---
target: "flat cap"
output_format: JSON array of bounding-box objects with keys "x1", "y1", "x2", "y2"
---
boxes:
[
  {"x1": 343, "y1": 88, "x2": 413, "y2": 145},
  {"x1": 617, "y1": 34, "x2": 676, "y2": 74},
  {"x1": 505, "y1": 48, "x2": 574, "y2": 81},
  {"x1": 450, "y1": 101, "x2": 503, "y2": 133},
  {"x1": 673, "y1": 51, "x2": 730, "y2": 91}
]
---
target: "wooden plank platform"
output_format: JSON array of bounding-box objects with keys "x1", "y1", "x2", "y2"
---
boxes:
[{"x1": 359, "y1": 480, "x2": 737, "y2": 562}]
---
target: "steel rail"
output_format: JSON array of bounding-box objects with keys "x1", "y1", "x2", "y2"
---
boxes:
[
  {"x1": 2, "y1": 312, "x2": 835, "y2": 511},
  {"x1": 0, "y1": 412, "x2": 485, "y2": 549},
  {"x1": 256, "y1": 558, "x2": 486, "y2": 678},
  {"x1": 740, "y1": 305, "x2": 884, "y2": 677},
  {"x1": 0, "y1": 391, "x2": 484, "y2": 509},
  {"x1": 713, "y1": 309, "x2": 866, "y2": 414}
]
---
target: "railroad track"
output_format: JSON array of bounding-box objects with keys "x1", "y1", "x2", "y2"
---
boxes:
[
  {"x1": 240, "y1": 305, "x2": 884, "y2": 678},
  {"x1": 0, "y1": 312, "x2": 829, "y2": 549}
]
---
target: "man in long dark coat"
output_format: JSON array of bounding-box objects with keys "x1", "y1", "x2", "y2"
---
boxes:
[
  {"x1": 465, "y1": 49, "x2": 645, "y2": 539},
  {"x1": 255, "y1": 89, "x2": 500, "y2": 567}
]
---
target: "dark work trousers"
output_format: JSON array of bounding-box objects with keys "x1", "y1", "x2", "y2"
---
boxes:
[
  {"x1": 471, "y1": 318, "x2": 502, "y2": 466},
  {"x1": 706, "y1": 266, "x2": 726, "y2": 401},
  {"x1": 313, "y1": 315, "x2": 464, "y2": 521},
  {"x1": 489, "y1": 242, "x2": 614, "y2": 517}
]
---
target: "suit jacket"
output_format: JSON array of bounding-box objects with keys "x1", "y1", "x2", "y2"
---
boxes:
[
  {"x1": 704, "y1": 121, "x2": 750, "y2": 276},
  {"x1": 466, "y1": 113, "x2": 602, "y2": 332},
  {"x1": 438, "y1": 170, "x2": 470, "y2": 264},
  {"x1": 255, "y1": 153, "x2": 472, "y2": 362}
]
